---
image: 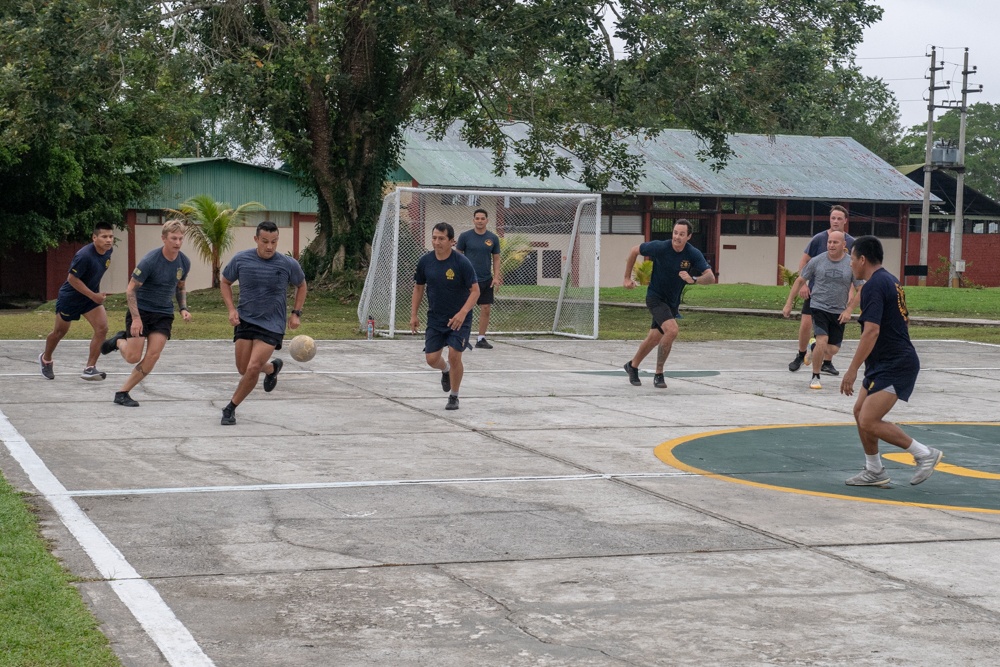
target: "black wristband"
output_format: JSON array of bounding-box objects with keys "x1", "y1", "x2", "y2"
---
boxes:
[
  {"x1": 291, "y1": 309, "x2": 302, "y2": 317},
  {"x1": 179, "y1": 306, "x2": 189, "y2": 312}
]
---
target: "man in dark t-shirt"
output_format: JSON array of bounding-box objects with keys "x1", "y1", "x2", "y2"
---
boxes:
[
  {"x1": 39, "y1": 222, "x2": 116, "y2": 381},
  {"x1": 456, "y1": 208, "x2": 502, "y2": 349},
  {"x1": 218, "y1": 220, "x2": 307, "y2": 426},
  {"x1": 410, "y1": 222, "x2": 480, "y2": 410},
  {"x1": 622, "y1": 219, "x2": 715, "y2": 389},
  {"x1": 840, "y1": 235, "x2": 943, "y2": 487}
]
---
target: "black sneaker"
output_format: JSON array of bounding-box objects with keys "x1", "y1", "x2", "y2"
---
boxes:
[
  {"x1": 101, "y1": 331, "x2": 126, "y2": 355},
  {"x1": 624, "y1": 361, "x2": 641, "y2": 386},
  {"x1": 446, "y1": 395, "x2": 459, "y2": 410},
  {"x1": 263, "y1": 358, "x2": 283, "y2": 393},
  {"x1": 475, "y1": 338, "x2": 493, "y2": 349},
  {"x1": 39, "y1": 353, "x2": 54, "y2": 380},
  {"x1": 653, "y1": 373, "x2": 667, "y2": 389},
  {"x1": 113, "y1": 391, "x2": 139, "y2": 407},
  {"x1": 441, "y1": 370, "x2": 451, "y2": 392},
  {"x1": 788, "y1": 351, "x2": 805, "y2": 372},
  {"x1": 221, "y1": 406, "x2": 236, "y2": 425},
  {"x1": 821, "y1": 360, "x2": 840, "y2": 376}
]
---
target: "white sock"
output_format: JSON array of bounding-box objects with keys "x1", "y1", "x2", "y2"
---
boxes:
[
  {"x1": 442, "y1": 362, "x2": 450, "y2": 373},
  {"x1": 865, "y1": 454, "x2": 883, "y2": 472},
  {"x1": 477, "y1": 335, "x2": 485, "y2": 341},
  {"x1": 907, "y1": 439, "x2": 930, "y2": 458},
  {"x1": 450, "y1": 391, "x2": 458, "y2": 398}
]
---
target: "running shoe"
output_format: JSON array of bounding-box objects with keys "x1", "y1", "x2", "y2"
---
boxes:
[
  {"x1": 446, "y1": 395, "x2": 459, "y2": 410},
  {"x1": 821, "y1": 360, "x2": 840, "y2": 376},
  {"x1": 624, "y1": 361, "x2": 641, "y2": 386},
  {"x1": 113, "y1": 391, "x2": 139, "y2": 407},
  {"x1": 910, "y1": 447, "x2": 943, "y2": 485},
  {"x1": 264, "y1": 358, "x2": 283, "y2": 393},
  {"x1": 101, "y1": 331, "x2": 126, "y2": 355},
  {"x1": 653, "y1": 373, "x2": 667, "y2": 389},
  {"x1": 441, "y1": 370, "x2": 451, "y2": 392},
  {"x1": 810, "y1": 375, "x2": 822, "y2": 390},
  {"x1": 474, "y1": 338, "x2": 493, "y2": 349},
  {"x1": 845, "y1": 468, "x2": 890, "y2": 486},
  {"x1": 80, "y1": 366, "x2": 106, "y2": 381},
  {"x1": 39, "y1": 353, "x2": 54, "y2": 380},
  {"x1": 788, "y1": 351, "x2": 805, "y2": 372},
  {"x1": 221, "y1": 405, "x2": 236, "y2": 426}
]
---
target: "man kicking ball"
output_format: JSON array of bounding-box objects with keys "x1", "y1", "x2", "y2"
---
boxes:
[{"x1": 410, "y1": 222, "x2": 480, "y2": 410}]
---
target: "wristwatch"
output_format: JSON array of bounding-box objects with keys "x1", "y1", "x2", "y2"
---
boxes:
[{"x1": 291, "y1": 309, "x2": 303, "y2": 317}]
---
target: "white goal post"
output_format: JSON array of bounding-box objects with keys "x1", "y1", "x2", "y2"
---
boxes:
[{"x1": 359, "y1": 187, "x2": 601, "y2": 339}]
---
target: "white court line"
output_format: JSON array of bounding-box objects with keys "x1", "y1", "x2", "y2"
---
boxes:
[
  {"x1": 63, "y1": 471, "x2": 694, "y2": 498},
  {"x1": 0, "y1": 410, "x2": 214, "y2": 667}
]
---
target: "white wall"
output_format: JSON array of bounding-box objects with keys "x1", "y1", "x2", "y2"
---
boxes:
[
  {"x1": 718, "y1": 236, "x2": 778, "y2": 284},
  {"x1": 602, "y1": 235, "x2": 644, "y2": 287}
]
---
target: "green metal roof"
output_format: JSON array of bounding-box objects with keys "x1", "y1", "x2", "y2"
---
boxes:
[
  {"x1": 400, "y1": 124, "x2": 930, "y2": 203},
  {"x1": 142, "y1": 158, "x2": 317, "y2": 212}
]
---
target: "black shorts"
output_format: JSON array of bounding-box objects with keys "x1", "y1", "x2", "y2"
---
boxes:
[
  {"x1": 56, "y1": 299, "x2": 100, "y2": 322},
  {"x1": 424, "y1": 321, "x2": 473, "y2": 354},
  {"x1": 476, "y1": 280, "x2": 494, "y2": 306},
  {"x1": 863, "y1": 368, "x2": 919, "y2": 402},
  {"x1": 233, "y1": 321, "x2": 283, "y2": 350},
  {"x1": 125, "y1": 309, "x2": 174, "y2": 339},
  {"x1": 646, "y1": 294, "x2": 678, "y2": 332},
  {"x1": 811, "y1": 310, "x2": 846, "y2": 347},
  {"x1": 801, "y1": 297, "x2": 813, "y2": 316}
]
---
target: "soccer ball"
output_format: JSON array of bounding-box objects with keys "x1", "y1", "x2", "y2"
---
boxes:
[{"x1": 289, "y1": 335, "x2": 316, "y2": 362}]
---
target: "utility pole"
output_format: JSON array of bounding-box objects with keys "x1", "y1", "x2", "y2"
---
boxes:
[
  {"x1": 918, "y1": 47, "x2": 946, "y2": 286},
  {"x1": 947, "y1": 48, "x2": 982, "y2": 287}
]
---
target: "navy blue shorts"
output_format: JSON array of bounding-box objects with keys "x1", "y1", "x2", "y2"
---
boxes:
[
  {"x1": 424, "y1": 322, "x2": 473, "y2": 354},
  {"x1": 801, "y1": 297, "x2": 813, "y2": 316},
  {"x1": 233, "y1": 321, "x2": 283, "y2": 350},
  {"x1": 811, "y1": 309, "x2": 845, "y2": 347},
  {"x1": 476, "y1": 280, "x2": 495, "y2": 305},
  {"x1": 56, "y1": 298, "x2": 100, "y2": 322},
  {"x1": 125, "y1": 309, "x2": 174, "y2": 340},
  {"x1": 862, "y1": 368, "x2": 919, "y2": 402},
  {"x1": 646, "y1": 294, "x2": 678, "y2": 333}
]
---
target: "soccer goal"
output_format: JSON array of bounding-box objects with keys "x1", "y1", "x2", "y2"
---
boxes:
[{"x1": 359, "y1": 187, "x2": 601, "y2": 339}]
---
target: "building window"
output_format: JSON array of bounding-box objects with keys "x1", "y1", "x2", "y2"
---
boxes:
[
  {"x1": 542, "y1": 250, "x2": 562, "y2": 278},
  {"x1": 135, "y1": 210, "x2": 168, "y2": 225},
  {"x1": 442, "y1": 193, "x2": 480, "y2": 207}
]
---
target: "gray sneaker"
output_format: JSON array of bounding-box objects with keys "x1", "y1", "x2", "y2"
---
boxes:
[
  {"x1": 910, "y1": 447, "x2": 943, "y2": 485},
  {"x1": 80, "y1": 366, "x2": 107, "y2": 381},
  {"x1": 39, "y1": 353, "x2": 54, "y2": 380},
  {"x1": 845, "y1": 468, "x2": 891, "y2": 486}
]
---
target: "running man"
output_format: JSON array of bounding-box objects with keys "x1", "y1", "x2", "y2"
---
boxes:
[
  {"x1": 840, "y1": 235, "x2": 942, "y2": 486},
  {"x1": 782, "y1": 231, "x2": 862, "y2": 390},
  {"x1": 218, "y1": 221, "x2": 307, "y2": 426},
  {"x1": 788, "y1": 205, "x2": 855, "y2": 374},
  {"x1": 622, "y1": 219, "x2": 715, "y2": 389},
  {"x1": 456, "y1": 208, "x2": 501, "y2": 349},
  {"x1": 410, "y1": 222, "x2": 480, "y2": 410},
  {"x1": 101, "y1": 219, "x2": 191, "y2": 407},
  {"x1": 39, "y1": 222, "x2": 116, "y2": 381}
]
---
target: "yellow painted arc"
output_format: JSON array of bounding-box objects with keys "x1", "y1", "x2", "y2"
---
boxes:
[{"x1": 882, "y1": 452, "x2": 1000, "y2": 480}]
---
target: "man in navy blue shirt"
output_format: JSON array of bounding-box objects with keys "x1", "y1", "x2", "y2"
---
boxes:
[
  {"x1": 219, "y1": 221, "x2": 307, "y2": 425},
  {"x1": 622, "y1": 219, "x2": 715, "y2": 389},
  {"x1": 456, "y1": 208, "x2": 502, "y2": 349},
  {"x1": 840, "y1": 236, "x2": 942, "y2": 486},
  {"x1": 410, "y1": 222, "x2": 480, "y2": 410},
  {"x1": 39, "y1": 222, "x2": 116, "y2": 381}
]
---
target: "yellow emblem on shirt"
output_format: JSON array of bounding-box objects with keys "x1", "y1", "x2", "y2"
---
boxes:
[
  {"x1": 176, "y1": 268, "x2": 183, "y2": 281},
  {"x1": 485, "y1": 239, "x2": 493, "y2": 247},
  {"x1": 446, "y1": 268, "x2": 455, "y2": 280}
]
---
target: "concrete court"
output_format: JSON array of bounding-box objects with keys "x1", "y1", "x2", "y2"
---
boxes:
[{"x1": 2, "y1": 336, "x2": 1000, "y2": 666}]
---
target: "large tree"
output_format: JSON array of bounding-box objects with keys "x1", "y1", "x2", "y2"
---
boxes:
[{"x1": 0, "y1": 0, "x2": 197, "y2": 253}]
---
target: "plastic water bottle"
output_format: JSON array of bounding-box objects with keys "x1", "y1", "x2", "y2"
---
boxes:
[{"x1": 366, "y1": 316, "x2": 374, "y2": 340}]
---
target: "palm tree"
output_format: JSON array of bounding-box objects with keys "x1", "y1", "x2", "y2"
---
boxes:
[{"x1": 171, "y1": 194, "x2": 264, "y2": 287}]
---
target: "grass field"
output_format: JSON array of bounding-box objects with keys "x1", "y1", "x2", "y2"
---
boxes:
[{"x1": 0, "y1": 282, "x2": 997, "y2": 666}]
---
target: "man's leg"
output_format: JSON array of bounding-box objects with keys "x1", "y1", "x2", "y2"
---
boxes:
[
  {"x1": 43, "y1": 316, "x2": 72, "y2": 362},
  {"x1": 797, "y1": 315, "x2": 812, "y2": 354},
  {"x1": 654, "y1": 319, "x2": 680, "y2": 373},
  {"x1": 119, "y1": 333, "x2": 168, "y2": 394},
  {"x1": 120, "y1": 334, "x2": 147, "y2": 364},
  {"x1": 811, "y1": 335, "x2": 829, "y2": 376},
  {"x1": 854, "y1": 388, "x2": 911, "y2": 452},
  {"x1": 447, "y1": 347, "x2": 465, "y2": 393},
  {"x1": 230, "y1": 339, "x2": 276, "y2": 406},
  {"x1": 81, "y1": 306, "x2": 109, "y2": 369},
  {"x1": 631, "y1": 328, "x2": 665, "y2": 369},
  {"x1": 478, "y1": 303, "x2": 491, "y2": 337}
]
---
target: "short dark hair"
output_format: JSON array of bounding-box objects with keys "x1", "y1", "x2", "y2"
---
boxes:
[
  {"x1": 473, "y1": 208, "x2": 488, "y2": 219},
  {"x1": 673, "y1": 219, "x2": 693, "y2": 234},
  {"x1": 256, "y1": 221, "x2": 279, "y2": 235},
  {"x1": 432, "y1": 222, "x2": 455, "y2": 240},
  {"x1": 830, "y1": 205, "x2": 848, "y2": 216},
  {"x1": 852, "y1": 235, "x2": 883, "y2": 265},
  {"x1": 93, "y1": 222, "x2": 114, "y2": 234}
]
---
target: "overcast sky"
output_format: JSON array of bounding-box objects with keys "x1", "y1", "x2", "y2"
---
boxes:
[{"x1": 856, "y1": 0, "x2": 997, "y2": 130}]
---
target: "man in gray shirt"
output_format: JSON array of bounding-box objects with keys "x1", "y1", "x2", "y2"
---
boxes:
[
  {"x1": 219, "y1": 221, "x2": 307, "y2": 425},
  {"x1": 783, "y1": 231, "x2": 862, "y2": 390}
]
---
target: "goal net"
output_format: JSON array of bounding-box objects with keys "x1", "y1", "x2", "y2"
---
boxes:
[{"x1": 359, "y1": 187, "x2": 601, "y2": 339}]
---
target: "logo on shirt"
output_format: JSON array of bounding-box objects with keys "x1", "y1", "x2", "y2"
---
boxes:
[
  {"x1": 680, "y1": 260, "x2": 691, "y2": 270},
  {"x1": 895, "y1": 284, "x2": 910, "y2": 323},
  {"x1": 104, "y1": 259, "x2": 111, "y2": 269},
  {"x1": 176, "y1": 268, "x2": 184, "y2": 281},
  {"x1": 485, "y1": 239, "x2": 493, "y2": 247},
  {"x1": 133, "y1": 268, "x2": 142, "y2": 277},
  {"x1": 445, "y1": 268, "x2": 455, "y2": 280}
]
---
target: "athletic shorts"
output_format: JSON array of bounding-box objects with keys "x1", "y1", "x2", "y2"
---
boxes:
[
  {"x1": 862, "y1": 367, "x2": 919, "y2": 402},
  {"x1": 646, "y1": 293, "x2": 678, "y2": 333},
  {"x1": 55, "y1": 298, "x2": 100, "y2": 322},
  {"x1": 801, "y1": 297, "x2": 813, "y2": 316},
  {"x1": 233, "y1": 321, "x2": 283, "y2": 350},
  {"x1": 811, "y1": 310, "x2": 846, "y2": 347},
  {"x1": 476, "y1": 280, "x2": 495, "y2": 306},
  {"x1": 124, "y1": 309, "x2": 174, "y2": 340},
  {"x1": 423, "y1": 321, "x2": 473, "y2": 354}
]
